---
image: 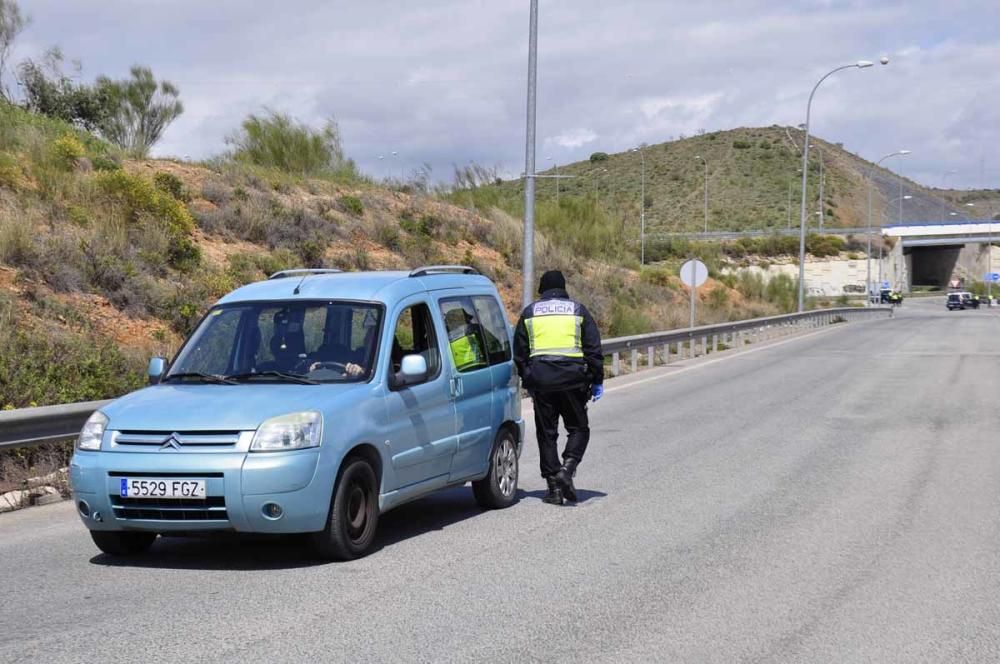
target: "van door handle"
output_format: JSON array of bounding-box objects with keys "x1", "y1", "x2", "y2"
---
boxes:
[{"x1": 450, "y1": 377, "x2": 463, "y2": 397}]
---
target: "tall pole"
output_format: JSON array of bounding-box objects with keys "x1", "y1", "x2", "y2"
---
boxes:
[
  {"x1": 521, "y1": 0, "x2": 538, "y2": 308},
  {"x1": 810, "y1": 144, "x2": 825, "y2": 230},
  {"x1": 941, "y1": 170, "x2": 957, "y2": 222},
  {"x1": 787, "y1": 180, "x2": 793, "y2": 230},
  {"x1": 634, "y1": 147, "x2": 646, "y2": 264},
  {"x1": 867, "y1": 151, "x2": 910, "y2": 306},
  {"x1": 695, "y1": 155, "x2": 708, "y2": 233},
  {"x1": 796, "y1": 60, "x2": 880, "y2": 312}
]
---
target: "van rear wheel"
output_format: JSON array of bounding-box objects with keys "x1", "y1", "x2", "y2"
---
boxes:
[
  {"x1": 472, "y1": 429, "x2": 519, "y2": 509},
  {"x1": 310, "y1": 457, "x2": 379, "y2": 560},
  {"x1": 90, "y1": 531, "x2": 157, "y2": 556}
]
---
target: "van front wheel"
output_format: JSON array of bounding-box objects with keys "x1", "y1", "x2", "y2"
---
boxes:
[
  {"x1": 310, "y1": 457, "x2": 379, "y2": 560},
  {"x1": 472, "y1": 429, "x2": 519, "y2": 509}
]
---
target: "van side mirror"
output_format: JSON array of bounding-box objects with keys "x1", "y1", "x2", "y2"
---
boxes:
[
  {"x1": 395, "y1": 354, "x2": 427, "y2": 387},
  {"x1": 148, "y1": 357, "x2": 168, "y2": 385}
]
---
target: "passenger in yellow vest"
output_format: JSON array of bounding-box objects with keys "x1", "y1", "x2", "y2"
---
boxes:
[
  {"x1": 513, "y1": 270, "x2": 604, "y2": 506},
  {"x1": 445, "y1": 308, "x2": 486, "y2": 372}
]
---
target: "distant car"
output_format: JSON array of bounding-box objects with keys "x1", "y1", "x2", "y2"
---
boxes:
[{"x1": 947, "y1": 292, "x2": 979, "y2": 310}]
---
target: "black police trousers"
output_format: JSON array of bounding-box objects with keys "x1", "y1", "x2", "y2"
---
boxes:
[{"x1": 531, "y1": 387, "x2": 590, "y2": 478}]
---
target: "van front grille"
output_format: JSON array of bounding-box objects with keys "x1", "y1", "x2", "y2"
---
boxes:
[{"x1": 110, "y1": 495, "x2": 228, "y2": 522}]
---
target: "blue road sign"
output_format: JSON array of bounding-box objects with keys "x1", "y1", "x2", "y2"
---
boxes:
[{"x1": 985, "y1": 273, "x2": 1000, "y2": 283}]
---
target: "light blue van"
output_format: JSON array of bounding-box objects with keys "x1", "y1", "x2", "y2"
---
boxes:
[{"x1": 70, "y1": 266, "x2": 523, "y2": 560}]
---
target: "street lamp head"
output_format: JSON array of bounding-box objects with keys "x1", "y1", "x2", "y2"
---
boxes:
[
  {"x1": 898, "y1": 149, "x2": 911, "y2": 155},
  {"x1": 903, "y1": 195, "x2": 912, "y2": 200},
  {"x1": 856, "y1": 60, "x2": 874, "y2": 68},
  {"x1": 879, "y1": 56, "x2": 890, "y2": 65},
  {"x1": 966, "y1": 202, "x2": 976, "y2": 207}
]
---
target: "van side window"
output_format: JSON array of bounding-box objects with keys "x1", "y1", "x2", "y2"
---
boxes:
[
  {"x1": 390, "y1": 303, "x2": 440, "y2": 384},
  {"x1": 472, "y1": 296, "x2": 512, "y2": 365},
  {"x1": 439, "y1": 298, "x2": 489, "y2": 373}
]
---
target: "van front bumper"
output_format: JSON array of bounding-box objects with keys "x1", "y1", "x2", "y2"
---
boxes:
[{"x1": 70, "y1": 448, "x2": 331, "y2": 534}]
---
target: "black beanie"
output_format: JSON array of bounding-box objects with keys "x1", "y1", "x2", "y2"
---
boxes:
[{"x1": 538, "y1": 270, "x2": 566, "y2": 294}]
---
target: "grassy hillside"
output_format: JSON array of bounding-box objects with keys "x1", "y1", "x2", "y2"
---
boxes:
[
  {"x1": 0, "y1": 104, "x2": 817, "y2": 409},
  {"x1": 460, "y1": 126, "x2": 982, "y2": 243}
]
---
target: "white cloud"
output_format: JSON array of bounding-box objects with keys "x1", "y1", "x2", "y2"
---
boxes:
[
  {"x1": 545, "y1": 128, "x2": 598, "y2": 150},
  {"x1": 12, "y1": 0, "x2": 1000, "y2": 188}
]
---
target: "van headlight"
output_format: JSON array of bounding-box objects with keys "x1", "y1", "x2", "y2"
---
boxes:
[
  {"x1": 77, "y1": 411, "x2": 108, "y2": 451},
  {"x1": 250, "y1": 412, "x2": 323, "y2": 452}
]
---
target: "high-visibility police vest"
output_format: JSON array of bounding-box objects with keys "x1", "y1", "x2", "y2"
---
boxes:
[
  {"x1": 449, "y1": 333, "x2": 484, "y2": 371},
  {"x1": 525, "y1": 299, "x2": 584, "y2": 358}
]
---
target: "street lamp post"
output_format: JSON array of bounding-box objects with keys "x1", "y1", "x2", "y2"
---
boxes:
[
  {"x1": 867, "y1": 150, "x2": 911, "y2": 305},
  {"x1": 695, "y1": 155, "x2": 708, "y2": 232},
  {"x1": 941, "y1": 170, "x2": 958, "y2": 222},
  {"x1": 632, "y1": 146, "x2": 646, "y2": 264},
  {"x1": 810, "y1": 144, "x2": 825, "y2": 230},
  {"x1": 521, "y1": 0, "x2": 538, "y2": 307},
  {"x1": 796, "y1": 58, "x2": 886, "y2": 312}
]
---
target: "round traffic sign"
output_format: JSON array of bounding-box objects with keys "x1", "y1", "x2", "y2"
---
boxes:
[{"x1": 679, "y1": 259, "x2": 708, "y2": 288}]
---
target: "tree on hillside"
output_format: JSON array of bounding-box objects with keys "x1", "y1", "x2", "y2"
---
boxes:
[
  {"x1": 96, "y1": 66, "x2": 183, "y2": 157},
  {"x1": 17, "y1": 48, "x2": 111, "y2": 131},
  {"x1": 0, "y1": 0, "x2": 28, "y2": 102},
  {"x1": 227, "y1": 111, "x2": 355, "y2": 176}
]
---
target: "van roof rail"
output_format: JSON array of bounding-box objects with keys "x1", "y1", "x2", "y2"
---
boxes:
[
  {"x1": 409, "y1": 265, "x2": 480, "y2": 278},
  {"x1": 268, "y1": 269, "x2": 343, "y2": 280}
]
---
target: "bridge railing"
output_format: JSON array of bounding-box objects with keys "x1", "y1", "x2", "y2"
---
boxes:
[{"x1": 0, "y1": 307, "x2": 892, "y2": 452}]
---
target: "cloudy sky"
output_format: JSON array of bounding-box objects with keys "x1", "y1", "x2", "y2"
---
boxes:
[{"x1": 11, "y1": 0, "x2": 1000, "y2": 188}]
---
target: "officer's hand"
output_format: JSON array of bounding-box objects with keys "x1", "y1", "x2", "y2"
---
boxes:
[{"x1": 591, "y1": 384, "x2": 604, "y2": 402}]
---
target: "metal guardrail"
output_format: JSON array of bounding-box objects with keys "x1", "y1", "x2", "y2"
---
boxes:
[
  {"x1": 603, "y1": 306, "x2": 892, "y2": 377},
  {"x1": 0, "y1": 307, "x2": 892, "y2": 452},
  {"x1": 0, "y1": 400, "x2": 113, "y2": 451}
]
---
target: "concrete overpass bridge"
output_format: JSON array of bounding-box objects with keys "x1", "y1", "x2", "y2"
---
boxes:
[{"x1": 882, "y1": 221, "x2": 999, "y2": 292}]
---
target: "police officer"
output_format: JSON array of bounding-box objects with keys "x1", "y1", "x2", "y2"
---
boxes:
[{"x1": 514, "y1": 270, "x2": 604, "y2": 505}]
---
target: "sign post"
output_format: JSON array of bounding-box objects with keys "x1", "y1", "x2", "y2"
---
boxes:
[{"x1": 679, "y1": 259, "x2": 709, "y2": 328}]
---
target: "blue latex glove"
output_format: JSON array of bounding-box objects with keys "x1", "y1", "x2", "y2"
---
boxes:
[{"x1": 591, "y1": 384, "x2": 604, "y2": 402}]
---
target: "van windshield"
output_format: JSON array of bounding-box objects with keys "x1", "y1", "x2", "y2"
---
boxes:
[{"x1": 166, "y1": 301, "x2": 382, "y2": 384}]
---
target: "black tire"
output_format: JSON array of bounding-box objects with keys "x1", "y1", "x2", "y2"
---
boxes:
[
  {"x1": 310, "y1": 456, "x2": 380, "y2": 560},
  {"x1": 90, "y1": 530, "x2": 157, "y2": 556},
  {"x1": 472, "y1": 429, "x2": 519, "y2": 510}
]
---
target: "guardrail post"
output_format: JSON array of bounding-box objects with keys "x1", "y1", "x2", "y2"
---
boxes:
[
  {"x1": 612, "y1": 352, "x2": 620, "y2": 377},
  {"x1": 664, "y1": 343, "x2": 670, "y2": 364},
  {"x1": 712, "y1": 334, "x2": 718, "y2": 353},
  {"x1": 630, "y1": 348, "x2": 638, "y2": 374},
  {"x1": 647, "y1": 345, "x2": 654, "y2": 369},
  {"x1": 701, "y1": 336, "x2": 707, "y2": 355}
]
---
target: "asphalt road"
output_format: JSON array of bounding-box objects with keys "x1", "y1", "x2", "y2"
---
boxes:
[{"x1": 3, "y1": 298, "x2": 1000, "y2": 663}]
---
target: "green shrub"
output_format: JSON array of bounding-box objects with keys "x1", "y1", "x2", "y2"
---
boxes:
[
  {"x1": 96, "y1": 170, "x2": 197, "y2": 269},
  {"x1": 298, "y1": 239, "x2": 326, "y2": 267},
  {"x1": 50, "y1": 134, "x2": 86, "y2": 170},
  {"x1": 338, "y1": 194, "x2": 364, "y2": 216},
  {"x1": 589, "y1": 152, "x2": 609, "y2": 162},
  {"x1": 0, "y1": 325, "x2": 144, "y2": 408},
  {"x1": 153, "y1": 171, "x2": 189, "y2": 201},
  {"x1": 708, "y1": 285, "x2": 730, "y2": 308},
  {"x1": 733, "y1": 140, "x2": 752, "y2": 149},
  {"x1": 227, "y1": 111, "x2": 357, "y2": 178},
  {"x1": 91, "y1": 154, "x2": 121, "y2": 171}
]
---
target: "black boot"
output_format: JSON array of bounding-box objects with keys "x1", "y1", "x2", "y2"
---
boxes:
[
  {"x1": 542, "y1": 477, "x2": 564, "y2": 505},
  {"x1": 555, "y1": 459, "x2": 579, "y2": 502}
]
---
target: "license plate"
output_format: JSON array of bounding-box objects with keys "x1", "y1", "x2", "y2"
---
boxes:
[{"x1": 120, "y1": 478, "x2": 206, "y2": 499}]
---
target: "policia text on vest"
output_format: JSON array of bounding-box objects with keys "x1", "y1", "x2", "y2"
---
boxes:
[{"x1": 513, "y1": 270, "x2": 604, "y2": 506}]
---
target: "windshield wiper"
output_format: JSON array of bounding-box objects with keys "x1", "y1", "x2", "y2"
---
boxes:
[
  {"x1": 163, "y1": 372, "x2": 238, "y2": 385},
  {"x1": 227, "y1": 371, "x2": 320, "y2": 385}
]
